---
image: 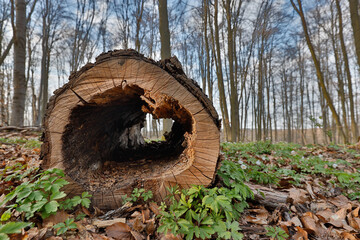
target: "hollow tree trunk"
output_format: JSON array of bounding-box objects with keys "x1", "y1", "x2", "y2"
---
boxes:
[{"x1": 41, "y1": 49, "x2": 220, "y2": 210}]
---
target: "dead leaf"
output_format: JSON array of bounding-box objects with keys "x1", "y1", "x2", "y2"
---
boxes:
[
  {"x1": 329, "y1": 207, "x2": 349, "y2": 228},
  {"x1": 305, "y1": 182, "x2": 316, "y2": 199},
  {"x1": 290, "y1": 216, "x2": 303, "y2": 227},
  {"x1": 341, "y1": 232, "x2": 358, "y2": 240},
  {"x1": 105, "y1": 222, "x2": 132, "y2": 240},
  {"x1": 42, "y1": 211, "x2": 70, "y2": 228},
  {"x1": 93, "y1": 218, "x2": 126, "y2": 228},
  {"x1": 133, "y1": 216, "x2": 146, "y2": 232},
  {"x1": 301, "y1": 212, "x2": 325, "y2": 236},
  {"x1": 160, "y1": 233, "x2": 182, "y2": 240},
  {"x1": 91, "y1": 233, "x2": 113, "y2": 240},
  {"x1": 329, "y1": 195, "x2": 349, "y2": 208},
  {"x1": 142, "y1": 209, "x2": 150, "y2": 223},
  {"x1": 81, "y1": 206, "x2": 92, "y2": 217},
  {"x1": 245, "y1": 208, "x2": 269, "y2": 225},
  {"x1": 145, "y1": 219, "x2": 156, "y2": 235},
  {"x1": 289, "y1": 188, "x2": 309, "y2": 204},
  {"x1": 131, "y1": 230, "x2": 145, "y2": 240},
  {"x1": 316, "y1": 209, "x2": 333, "y2": 222},
  {"x1": 292, "y1": 226, "x2": 308, "y2": 240},
  {"x1": 149, "y1": 202, "x2": 160, "y2": 215}
]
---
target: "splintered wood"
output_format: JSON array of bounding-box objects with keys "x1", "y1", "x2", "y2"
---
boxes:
[{"x1": 41, "y1": 49, "x2": 220, "y2": 209}]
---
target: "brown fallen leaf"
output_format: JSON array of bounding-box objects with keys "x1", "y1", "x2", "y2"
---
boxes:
[
  {"x1": 149, "y1": 202, "x2": 160, "y2": 215},
  {"x1": 42, "y1": 210, "x2": 70, "y2": 228},
  {"x1": 305, "y1": 182, "x2": 316, "y2": 199},
  {"x1": 292, "y1": 226, "x2": 308, "y2": 240},
  {"x1": 329, "y1": 207, "x2": 348, "y2": 228},
  {"x1": 145, "y1": 219, "x2": 156, "y2": 235},
  {"x1": 142, "y1": 208, "x2": 150, "y2": 223},
  {"x1": 160, "y1": 233, "x2": 182, "y2": 240},
  {"x1": 245, "y1": 208, "x2": 269, "y2": 225},
  {"x1": 316, "y1": 209, "x2": 333, "y2": 222},
  {"x1": 288, "y1": 188, "x2": 309, "y2": 204},
  {"x1": 105, "y1": 222, "x2": 132, "y2": 240},
  {"x1": 301, "y1": 212, "x2": 325, "y2": 236},
  {"x1": 131, "y1": 230, "x2": 146, "y2": 240},
  {"x1": 329, "y1": 195, "x2": 349, "y2": 208},
  {"x1": 290, "y1": 216, "x2": 303, "y2": 227},
  {"x1": 340, "y1": 232, "x2": 359, "y2": 240},
  {"x1": 91, "y1": 232, "x2": 113, "y2": 240},
  {"x1": 133, "y1": 216, "x2": 146, "y2": 232}
]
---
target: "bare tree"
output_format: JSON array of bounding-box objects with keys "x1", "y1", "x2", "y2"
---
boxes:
[{"x1": 290, "y1": 0, "x2": 347, "y2": 143}]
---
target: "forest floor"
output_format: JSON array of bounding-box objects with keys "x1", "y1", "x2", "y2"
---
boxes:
[{"x1": 1, "y1": 129, "x2": 360, "y2": 240}]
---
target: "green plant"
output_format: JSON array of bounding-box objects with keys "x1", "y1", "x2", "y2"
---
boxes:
[
  {"x1": 158, "y1": 160, "x2": 253, "y2": 240},
  {"x1": 122, "y1": 188, "x2": 153, "y2": 203},
  {"x1": 158, "y1": 185, "x2": 246, "y2": 240},
  {"x1": 53, "y1": 218, "x2": 77, "y2": 236},
  {"x1": 265, "y1": 226, "x2": 289, "y2": 240},
  {"x1": 0, "y1": 138, "x2": 41, "y2": 149},
  {"x1": 0, "y1": 222, "x2": 32, "y2": 240},
  {"x1": 0, "y1": 168, "x2": 92, "y2": 220}
]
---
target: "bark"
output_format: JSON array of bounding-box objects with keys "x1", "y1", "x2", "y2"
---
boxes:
[
  {"x1": 10, "y1": 0, "x2": 27, "y2": 126},
  {"x1": 349, "y1": 0, "x2": 360, "y2": 68},
  {"x1": 41, "y1": 50, "x2": 220, "y2": 210}
]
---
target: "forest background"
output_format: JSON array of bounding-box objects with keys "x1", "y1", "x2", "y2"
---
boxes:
[{"x1": 1, "y1": 0, "x2": 360, "y2": 145}]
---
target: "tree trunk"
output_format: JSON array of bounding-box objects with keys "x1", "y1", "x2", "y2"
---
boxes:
[
  {"x1": 349, "y1": 0, "x2": 360, "y2": 69},
  {"x1": 158, "y1": 0, "x2": 172, "y2": 135},
  {"x1": 41, "y1": 50, "x2": 220, "y2": 210},
  {"x1": 11, "y1": 0, "x2": 27, "y2": 126},
  {"x1": 337, "y1": 0, "x2": 358, "y2": 142}
]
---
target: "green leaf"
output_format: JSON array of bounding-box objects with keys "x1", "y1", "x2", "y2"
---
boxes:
[
  {"x1": 50, "y1": 191, "x2": 67, "y2": 201},
  {"x1": 0, "y1": 222, "x2": 31, "y2": 234},
  {"x1": 0, "y1": 211, "x2": 11, "y2": 222},
  {"x1": 15, "y1": 187, "x2": 32, "y2": 202},
  {"x1": 0, "y1": 233, "x2": 9, "y2": 240},
  {"x1": 28, "y1": 191, "x2": 44, "y2": 201},
  {"x1": 44, "y1": 201, "x2": 59, "y2": 213},
  {"x1": 81, "y1": 192, "x2": 92, "y2": 198},
  {"x1": 31, "y1": 199, "x2": 47, "y2": 212},
  {"x1": 201, "y1": 215, "x2": 214, "y2": 225},
  {"x1": 53, "y1": 222, "x2": 65, "y2": 229},
  {"x1": 80, "y1": 198, "x2": 91, "y2": 208},
  {"x1": 17, "y1": 203, "x2": 31, "y2": 213}
]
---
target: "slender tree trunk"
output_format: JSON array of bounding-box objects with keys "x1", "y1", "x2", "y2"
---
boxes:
[
  {"x1": 337, "y1": 0, "x2": 358, "y2": 142},
  {"x1": 212, "y1": 0, "x2": 231, "y2": 140},
  {"x1": 11, "y1": 0, "x2": 27, "y2": 126},
  {"x1": 349, "y1": 0, "x2": 360, "y2": 68},
  {"x1": 224, "y1": 0, "x2": 239, "y2": 142},
  {"x1": 158, "y1": 0, "x2": 172, "y2": 134},
  {"x1": 204, "y1": 0, "x2": 212, "y2": 102}
]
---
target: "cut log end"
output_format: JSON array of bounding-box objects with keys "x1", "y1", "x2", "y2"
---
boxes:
[{"x1": 41, "y1": 49, "x2": 220, "y2": 210}]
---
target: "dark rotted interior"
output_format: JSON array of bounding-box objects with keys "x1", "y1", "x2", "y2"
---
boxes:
[{"x1": 62, "y1": 85, "x2": 193, "y2": 189}]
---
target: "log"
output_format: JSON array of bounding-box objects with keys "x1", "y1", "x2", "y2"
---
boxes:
[
  {"x1": 41, "y1": 49, "x2": 220, "y2": 210},
  {"x1": 247, "y1": 183, "x2": 288, "y2": 209}
]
